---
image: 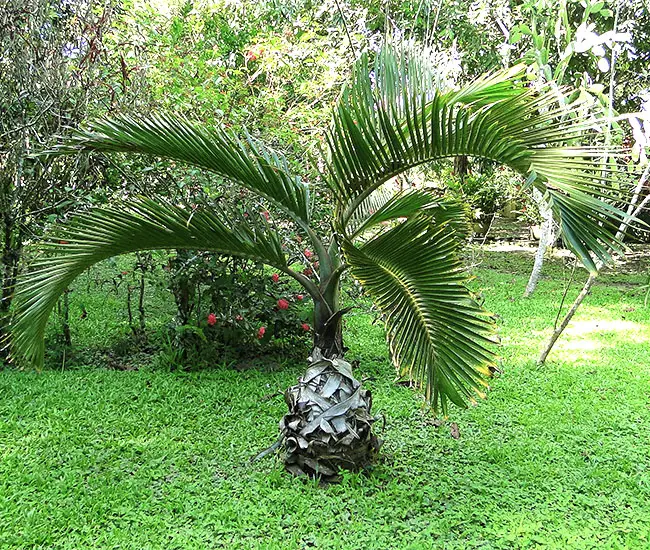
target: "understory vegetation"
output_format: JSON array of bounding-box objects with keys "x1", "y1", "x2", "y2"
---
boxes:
[{"x1": 2, "y1": 251, "x2": 649, "y2": 549}]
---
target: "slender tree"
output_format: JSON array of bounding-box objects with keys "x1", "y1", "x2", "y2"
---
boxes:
[
  {"x1": 10, "y1": 43, "x2": 631, "y2": 478},
  {"x1": 0, "y1": 0, "x2": 121, "y2": 355}
]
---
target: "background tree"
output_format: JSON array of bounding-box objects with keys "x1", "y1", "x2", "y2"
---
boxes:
[{"x1": 0, "y1": 0, "x2": 138, "y2": 356}]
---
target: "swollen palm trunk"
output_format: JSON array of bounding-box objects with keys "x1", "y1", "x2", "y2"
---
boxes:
[{"x1": 280, "y1": 348, "x2": 381, "y2": 479}]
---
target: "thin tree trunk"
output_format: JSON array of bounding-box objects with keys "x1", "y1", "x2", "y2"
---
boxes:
[
  {"x1": 538, "y1": 273, "x2": 596, "y2": 364},
  {"x1": 537, "y1": 0, "x2": 635, "y2": 363},
  {"x1": 0, "y1": 129, "x2": 24, "y2": 360},
  {"x1": 538, "y1": 164, "x2": 650, "y2": 364},
  {"x1": 62, "y1": 288, "x2": 72, "y2": 347},
  {"x1": 0, "y1": 217, "x2": 19, "y2": 336},
  {"x1": 171, "y1": 250, "x2": 194, "y2": 326},
  {"x1": 137, "y1": 267, "x2": 146, "y2": 337},
  {"x1": 126, "y1": 284, "x2": 134, "y2": 330},
  {"x1": 524, "y1": 187, "x2": 554, "y2": 297}
]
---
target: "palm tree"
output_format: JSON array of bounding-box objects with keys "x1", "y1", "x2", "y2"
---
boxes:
[{"x1": 10, "y1": 43, "x2": 628, "y2": 478}]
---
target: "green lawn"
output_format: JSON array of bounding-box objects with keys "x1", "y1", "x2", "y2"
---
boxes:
[{"x1": 2, "y1": 250, "x2": 649, "y2": 549}]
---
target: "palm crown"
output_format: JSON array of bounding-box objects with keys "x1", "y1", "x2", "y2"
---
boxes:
[{"x1": 11, "y1": 42, "x2": 627, "y2": 420}]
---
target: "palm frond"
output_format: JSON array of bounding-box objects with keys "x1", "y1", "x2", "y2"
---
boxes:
[
  {"x1": 11, "y1": 198, "x2": 287, "y2": 368},
  {"x1": 49, "y1": 114, "x2": 311, "y2": 225},
  {"x1": 328, "y1": 42, "x2": 634, "y2": 272},
  {"x1": 343, "y1": 215, "x2": 497, "y2": 414},
  {"x1": 347, "y1": 187, "x2": 469, "y2": 241}
]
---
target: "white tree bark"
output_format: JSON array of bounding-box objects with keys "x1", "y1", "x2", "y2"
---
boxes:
[{"x1": 524, "y1": 187, "x2": 554, "y2": 297}]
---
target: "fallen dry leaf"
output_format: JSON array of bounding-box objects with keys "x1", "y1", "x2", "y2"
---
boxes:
[{"x1": 450, "y1": 422, "x2": 460, "y2": 439}]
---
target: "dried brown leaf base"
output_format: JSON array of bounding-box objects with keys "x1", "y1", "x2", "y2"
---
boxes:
[{"x1": 280, "y1": 348, "x2": 382, "y2": 480}]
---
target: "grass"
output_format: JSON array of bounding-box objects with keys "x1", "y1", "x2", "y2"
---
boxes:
[{"x1": 1, "y1": 249, "x2": 650, "y2": 548}]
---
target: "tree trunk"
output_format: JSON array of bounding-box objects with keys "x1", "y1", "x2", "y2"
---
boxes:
[
  {"x1": 170, "y1": 250, "x2": 194, "y2": 326},
  {"x1": 280, "y1": 346, "x2": 381, "y2": 479},
  {"x1": 137, "y1": 267, "x2": 146, "y2": 338},
  {"x1": 61, "y1": 288, "x2": 72, "y2": 347},
  {"x1": 454, "y1": 155, "x2": 469, "y2": 184},
  {"x1": 279, "y1": 280, "x2": 381, "y2": 479},
  {"x1": 0, "y1": 214, "x2": 22, "y2": 362},
  {"x1": 524, "y1": 188, "x2": 554, "y2": 297}
]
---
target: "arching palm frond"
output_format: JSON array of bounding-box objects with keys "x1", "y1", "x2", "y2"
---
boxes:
[
  {"x1": 329, "y1": 43, "x2": 631, "y2": 272},
  {"x1": 11, "y1": 198, "x2": 288, "y2": 368},
  {"x1": 343, "y1": 215, "x2": 497, "y2": 414},
  {"x1": 49, "y1": 114, "x2": 311, "y2": 225},
  {"x1": 347, "y1": 187, "x2": 469, "y2": 241}
]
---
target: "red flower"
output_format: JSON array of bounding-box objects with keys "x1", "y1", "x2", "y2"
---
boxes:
[
  {"x1": 304, "y1": 249, "x2": 313, "y2": 259},
  {"x1": 301, "y1": 323, "x2": 310, "y2": 332},
  {"x1": 207, "y1": 313, "x2": 217, "y2": 326},
  {"x1": 257, "y1": 326, "x2": 266, "y2": 339},
  {"x1": 302, "y1": 268, "x2": 313, "y2": 277},
  {"x1": 277, "y1": 299, "x2": 289, "y2": 310},
  {"x1": 271, "y1": 273, "x2": 280, "y2": 283},
  {"x1": 262, "y1": 210, "x2": 270, "y2": 221},
  {"x1": 295, "y1": 294, "x2": 304, "y2": 301},
  {"x1": 245, "y1": 45, "x2": 264, "y2": 63},
  {"x1": 313, "y1": 261, "x2": 319, "y2": 270}
]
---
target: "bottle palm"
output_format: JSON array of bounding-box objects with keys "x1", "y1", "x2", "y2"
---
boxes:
[{"x1": 11, "y1": 43, "x2": 628, "y2": 477}]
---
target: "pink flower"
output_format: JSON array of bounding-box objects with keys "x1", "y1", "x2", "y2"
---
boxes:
[
  {"x1": 304, "y1": 249, "x2": 313, "y2": 259},
  {"x1": 302, "y1": 268, "x2": 313, "y2": 277},
  {"x1": 235, "y1": 315, "x2": 243, "y2": 321},
  {"x1": 262, "y1": 210, "x2": 270, "y2": 221},
  {"x1": 277, "y1": 299, "x2": 289, "y2": 310},
  {"x1": 257, "y1": 326, "x2": 266, "y2": 339},
  {"x1": 295, "y1": 294, "x2": 304, "y2": 301},
  {"x1": 271, "y1": 273, "x2": 280, "y2": 283},
  {"x1": 207, "y1": 313, "x2": 217, "y2": 326},
  {"x1": 301, "y1": 323, "x2": 310, "y2": 332}
]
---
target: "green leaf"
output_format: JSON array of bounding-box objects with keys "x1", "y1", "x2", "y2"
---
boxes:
[
  {"x1": 344, "y1": 215, "x2": 497, "y2": 414},
  {"x1": 348, "y1": 188, "x2": 470, "y2": 242},
  {"x1": 331, "y1": 42, "x2": 634, "y2": 274},
  {"x1": 11, "y1": 198, "x2": 287, "y2": 368},
  {"x1": 45, "y1": 113, "x2": 311, "y2": 225}
]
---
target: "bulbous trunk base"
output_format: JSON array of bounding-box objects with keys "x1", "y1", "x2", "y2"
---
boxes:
[{"x1": 280, "y1": 348, "x2": 381, "y2": 479}]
